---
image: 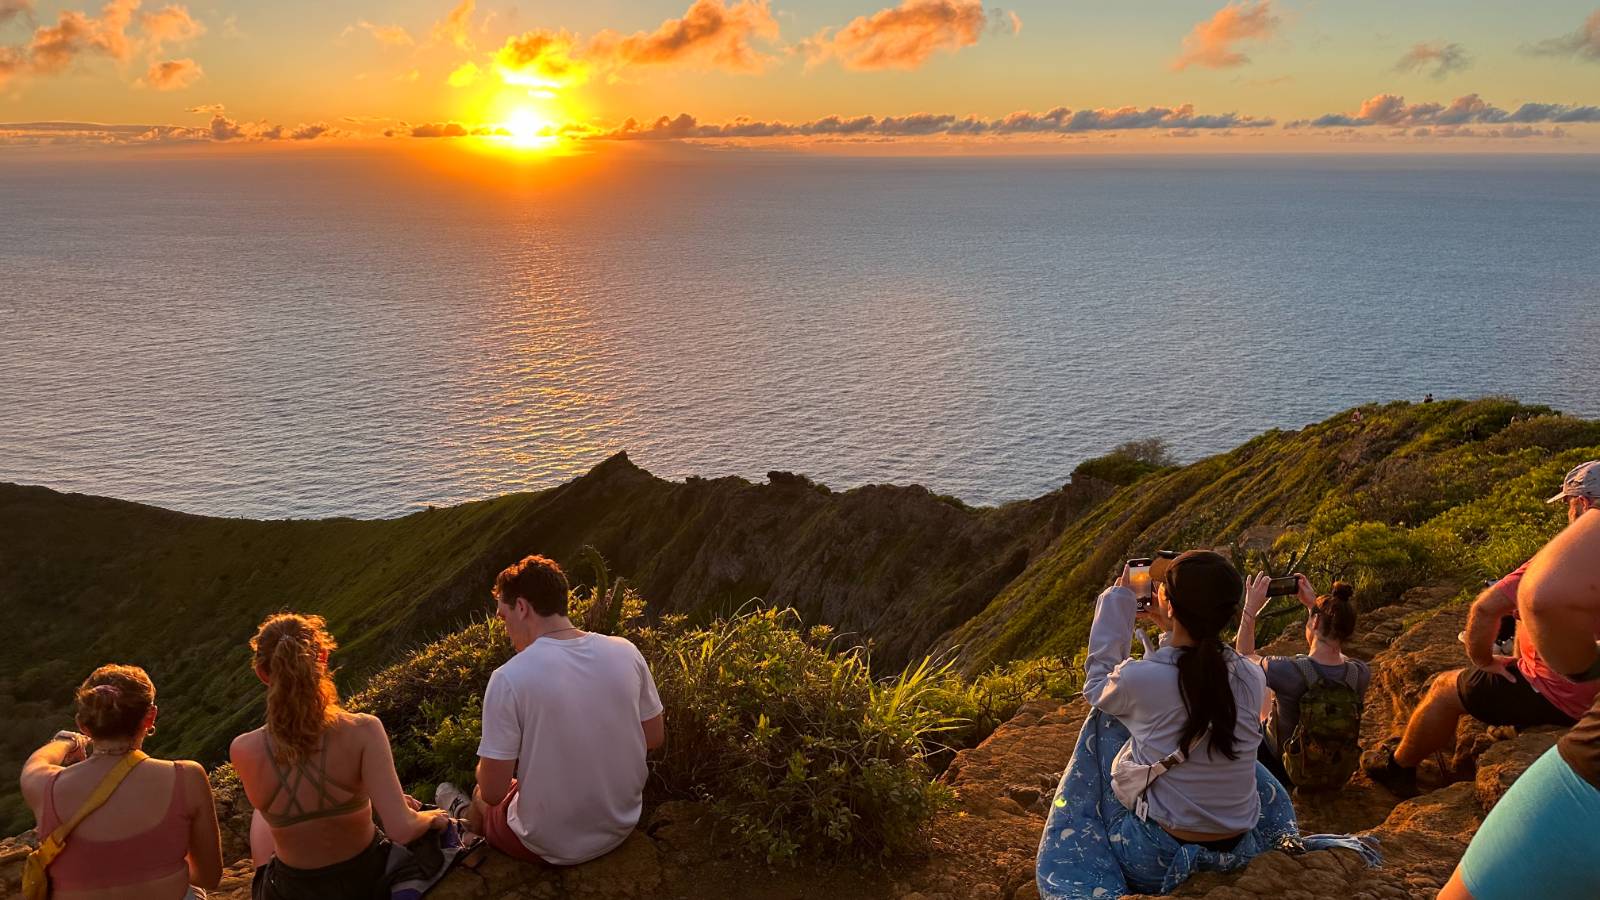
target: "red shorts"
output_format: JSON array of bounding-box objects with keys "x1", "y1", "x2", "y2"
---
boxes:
[{"x1": 481, "y1": 781, "x2": 547, "y2": 864}]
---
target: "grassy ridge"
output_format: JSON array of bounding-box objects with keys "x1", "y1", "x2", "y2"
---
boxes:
[
  {"x1": 948, "y1": 399, "x2": 1600, "y2": 668},
  {"x1": 0, "y1": 454, "x2": 1068, "y2": 833}
]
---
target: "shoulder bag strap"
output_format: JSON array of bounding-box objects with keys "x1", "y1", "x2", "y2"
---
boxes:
[
  {"x1": 39, "y1": 751, "x2": 149, "y2": 855},
  {"x1": 1291, "y1": 655, "x2": 1321, "y2": 689}
]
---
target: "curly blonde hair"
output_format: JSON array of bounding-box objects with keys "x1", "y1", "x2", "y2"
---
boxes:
[{"x1": 251, "y1": 613, "x2": 342, "y2": 764}]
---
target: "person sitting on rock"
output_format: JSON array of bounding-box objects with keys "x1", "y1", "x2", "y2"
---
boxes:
[
  {"x1": 231, "y1": 613, "x2": 462, "y2": 899},
  {"x1": 1235, "y1": 575, "x2": 1370, "y2": 791},
  {"x1": 1362, "y1": 461, "x2": 1600, "y2": 798},
  {"x1": 19, "y1": 659, "x2": 222, "y2": 896},
  {"x1": 436, "y1": 554, "x2": 665, "y2": 866},
  {"x1": 1036, "y1": 551, "x2": 1378, "y2": 898},
  {"x1": 1440, "y1": 499, "x2": 1600, "y2": 900},
  {"x1": 19, "y1": 664, "x2": 222, "y2": 900}
]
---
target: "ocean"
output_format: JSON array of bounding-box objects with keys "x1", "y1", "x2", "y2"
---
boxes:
[{"x1": 2, "y1": 151, "x2": 1597, "y2": 519}]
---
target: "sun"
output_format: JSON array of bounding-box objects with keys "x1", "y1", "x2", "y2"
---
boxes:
[{"x1": 502, "y1": 107, "x2": 559, "y2": 151}]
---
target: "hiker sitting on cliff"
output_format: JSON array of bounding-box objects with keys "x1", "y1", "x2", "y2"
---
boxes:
[
  {"x1": 231, "y1": 613, "x2": 473, "y2": 900},
  {"x1": 19, "y1": 664, "x2": 222, "y2": 900},
  {"x1": 1363, "y1": 460, "x2": 1600, "y2": 798},
  {"x1": 1235, "y1": 575, "x2": 1370, "y2": 791},
  {"x1": 1441, "y1": 501, "x2": 1600, "y2": 900},
  {"x1": 435, "y1": 554, "x2": 665, "y2": 866},
  {"x1": 1035, "y1": 551, "x2": 1377, "y2": 899}
]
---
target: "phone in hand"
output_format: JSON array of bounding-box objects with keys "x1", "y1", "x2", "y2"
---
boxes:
[
  {"x1": 1267, "y1": 575, "x2": 1300, "y2": 597},
  {"x1": 1126, "y1": 558, "x2": 1153, "y2": 610}
]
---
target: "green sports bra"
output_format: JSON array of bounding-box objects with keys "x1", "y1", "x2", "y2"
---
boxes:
[{"x1": 258, "y1": 731, "x2": 371, "y2": 828}]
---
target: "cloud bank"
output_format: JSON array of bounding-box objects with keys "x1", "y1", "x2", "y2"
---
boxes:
[
  {"x1": 589, "y1": 103, "x2": 1274, "y2": 141},
  {"x1": 1172, "y1": 0, "x2": 1279, "y2": 70},
  {"x1": 1294, "y1": 93, "x2": 1600, "y2": 128}
]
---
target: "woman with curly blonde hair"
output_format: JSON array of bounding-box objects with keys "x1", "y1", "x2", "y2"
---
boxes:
[
  {"x1": 230, "y1": 613, "x2": 450, "y2": 900},
  {"x1": 20, "y1": 664, "x2": 222, "y2": 899}
]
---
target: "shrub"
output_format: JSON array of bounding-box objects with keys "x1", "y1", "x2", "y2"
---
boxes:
[
  {"x1": 1073, "y1": 438, "x2": 1176, "y2": 487},
  {"x1": 634, "y1": 608, "x2": 955, "y2": 863}
]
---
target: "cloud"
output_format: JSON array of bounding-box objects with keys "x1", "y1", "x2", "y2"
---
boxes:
[
  {"x1": 431, "y1": 0, "x2": 474, "y2": 50},
  {"x1": 0, "y1": 0, "x2": 33, "y2": 28},
  {"x1": 494, "y1": 29, "x2": 589, "y2": 87},
  {"x1": 208, "y1": 112, "x2": 242, "y2": 140},
  {"x1": 586, "y1": 0, "x2": 779, "y2": 74},
  {"x1": 1393, "y1": 41, "x2": 1469, "y2": 79},
  {"x1": 411, "y1": 121, "x2": 470, "y2": 138},
  {"x1": 290, "y1": 122, "x2": 332, "y2": 140},
  {"x1": 1527, "y1": 9, "x2": 1600, "y2": 61},
  {"x1": 1172, "y1": 0, "x2": 1279, "y2": 70},
  {"x1": 140, "y1": 3, "x2": 202, "y2": 50},
  {"x1": 1293, "y1": 92, "x2": 1600, "y2": 128},
  {"x1": 3, "y1": 0, "x2": 204, "y2": 89},
  {"x1": 139, "y1": 55, "x2": 199, "y2": 89},
  {"x1": 0, "y1": 112, "x2": 344, "y2": 145},
  {"x1": 26, "y1": 0, "x2": 139, "y2": 73},
  {"x1": 353, "y1": 20, "x2": 413, "y2": 48},
  {"x1": 585, "y1": 103, "x2": 1274, "y2": 141},
  {"x1": 804, "y1": 0, "x2": 996, "y2": 72},
  {"x1": 446, "y1": 60, "x2": 479, "y2": 87}
]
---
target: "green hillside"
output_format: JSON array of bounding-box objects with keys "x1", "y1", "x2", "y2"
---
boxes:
[
  {"x1": 948, "y1": 398, "x2": 1600, "y2": 667},
  {"x1": 0, "y1": 454, "x2": 1071, "y2": 833}
]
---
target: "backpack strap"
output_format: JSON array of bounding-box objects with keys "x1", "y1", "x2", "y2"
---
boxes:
[
  {"x1": 37, "y1": 751, "x2": 148, "y2": 859},
  {"x1": 1291, "y1": 655, "x2": 1322, "y2": 690}
]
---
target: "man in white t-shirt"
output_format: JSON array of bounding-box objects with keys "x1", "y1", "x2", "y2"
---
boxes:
[{"x1": 439, "y1": 554, "x2": 665, "y2": 865}]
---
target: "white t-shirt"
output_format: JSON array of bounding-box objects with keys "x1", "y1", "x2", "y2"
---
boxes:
[{"x1": 477, "y1": 632, "x2": 664, "y2": 865}]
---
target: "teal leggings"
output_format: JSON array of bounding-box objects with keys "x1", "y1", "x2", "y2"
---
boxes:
[{"x1": 1459, "y1": 748, "x2": 1600, "y2": 900}]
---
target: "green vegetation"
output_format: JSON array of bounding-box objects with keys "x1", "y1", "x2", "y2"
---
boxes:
[
  {"x1": 949, "y1": 400, "x2": 1600, "y2": 668},
  {"x1": 353, "y1": 590, "x2": 1078, "y2": 863},
  {"x1": 1071, "y1": 437, "x2": 1178, "y2": 486}
]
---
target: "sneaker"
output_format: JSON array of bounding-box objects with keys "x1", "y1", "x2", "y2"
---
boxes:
[
  {"x1": 1360, "y1": 738, "x2": 1420, "y2": 799},
  {"x1": 435, "y1": 781, "x2": 471, "y2": 819}
]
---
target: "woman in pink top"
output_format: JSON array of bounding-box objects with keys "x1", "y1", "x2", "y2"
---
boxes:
[{"x1": 19, "y1": 664, "x2": 223, "y2": 900}]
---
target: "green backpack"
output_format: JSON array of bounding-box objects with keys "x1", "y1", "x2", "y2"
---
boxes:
[{"x1": 1282, "y1": 657, "x2": 1364, "y2": 791}]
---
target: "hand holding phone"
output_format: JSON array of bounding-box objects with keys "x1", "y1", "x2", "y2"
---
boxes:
[{"x1": 1124, "y1": 558, "x2": 1153, "y2": 610}]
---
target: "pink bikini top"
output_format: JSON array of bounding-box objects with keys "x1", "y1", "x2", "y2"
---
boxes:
[{"x1": 38, "y1": 761, "x2": 192, "y2": 891}]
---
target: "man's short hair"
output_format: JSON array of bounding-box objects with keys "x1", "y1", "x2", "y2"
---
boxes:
[{"x1": 493, "y1": 555, "x2": 570, "y2": 617}]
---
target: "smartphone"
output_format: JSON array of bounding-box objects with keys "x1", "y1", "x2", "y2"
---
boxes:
[
  {"x1": 1267, "y1": 575, "x2": 1300, "y2": 597},
  {"x1": 1126, "y1": 558, "x2": 1153, "y2": 609}
]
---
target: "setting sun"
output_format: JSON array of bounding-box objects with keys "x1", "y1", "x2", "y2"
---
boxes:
[{"x1": 502, "y1": 107, "x2": 559, "y2": 151}]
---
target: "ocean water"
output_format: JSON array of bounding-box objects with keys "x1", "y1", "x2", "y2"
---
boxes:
[{"x1": 2, "y1": 152, "x2": 1597, "y2": 519}]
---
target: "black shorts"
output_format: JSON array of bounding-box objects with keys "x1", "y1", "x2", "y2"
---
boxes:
[{"x1": 1457, "y1": 662, "x2": 1578, "y2": 729}]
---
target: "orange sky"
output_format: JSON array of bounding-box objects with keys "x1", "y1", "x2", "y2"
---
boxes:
[{"x1": 2, "y1": 1, "x2": 1599, "y2": 153}]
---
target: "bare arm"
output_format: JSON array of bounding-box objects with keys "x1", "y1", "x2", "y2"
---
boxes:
[
  {"x1": 1521, "y1": 510, "x2": 1600, "y2": 678},
  {"x1": 1236, "y1": 573, "x2": 1272, "y2": 660},
  {"x1": 475, "y1": 757, "x2": 516, "y2": 807},
  {"x1": 642, "y1": 714, "x2": 665, "y2": 751},
  {"x1": 181, "y1": 761, "x2": 223, "y2": 890},
  {"x1": 357, "y1": 715, "x2": 446, "y2": 845},
  {"x1": 20, "y1": 732, "x2": 85, "y2": 816},
  {"x1": 1463, "y1": 584, "x2": 1516, "y2": 669}
]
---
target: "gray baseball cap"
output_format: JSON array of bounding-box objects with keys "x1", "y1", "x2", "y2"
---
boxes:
[{"x1": 1547, "y1": 460, "x2": 1600, "y2": 503}]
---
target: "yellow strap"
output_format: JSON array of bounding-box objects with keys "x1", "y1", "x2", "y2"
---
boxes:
[{"x1": 45, "y1": 750, "x2": 149, "y2": 850}]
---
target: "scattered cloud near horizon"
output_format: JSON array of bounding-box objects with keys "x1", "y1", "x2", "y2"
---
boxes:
[
  {"x1": 1392, "y1": 42, "x2": 1470, "y2": 79},
  {"x1": 139, "y1": 55, "x2": 199, "y2": 89},
  {"x1": 1172, "y1": 0, "x2": 1280, "y2": 71}
]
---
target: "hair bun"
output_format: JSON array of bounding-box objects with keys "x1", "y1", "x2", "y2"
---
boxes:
[{"x1": 1330, "y1": 581, "x2": 1356, "y2": 604}]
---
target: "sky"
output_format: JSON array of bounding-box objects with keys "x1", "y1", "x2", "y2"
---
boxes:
[{"x1": 2, "y1": 0, "x2": 1599, "y2": 152}]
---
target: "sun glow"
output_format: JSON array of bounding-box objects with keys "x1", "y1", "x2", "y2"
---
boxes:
[{"x1": 502, "y1": 107, "x2": 560, "y2": 151}]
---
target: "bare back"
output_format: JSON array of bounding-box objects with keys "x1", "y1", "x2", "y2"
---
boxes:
[
  {"x1": 34, "y1": 757, "x2": 213, "y2": 900},
  {"x1": 231, "y1": 712, "x2": 375, "y2": 868},
  {"x1": 1521, "y1": 509, "x2": 1600, "y2": 675}
]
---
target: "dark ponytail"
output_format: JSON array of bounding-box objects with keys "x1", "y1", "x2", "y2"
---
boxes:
[
  {"x1": 1166, "y1": 551, "x2": 1245, "y2": 760},
  {"x1": 1312, "y1": 581, "x2": 1359, "y2": 644}
]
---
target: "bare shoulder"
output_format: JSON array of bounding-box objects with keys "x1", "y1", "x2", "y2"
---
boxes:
[
  {"x1": 173, "y1": 759, "x2": 214, "y2": 794},
  {"x1": 229, "y1": 728, "x2": 265, "y2": 763},
  {"x1": 343, "y1": 711, "x2": 387, "y2": 740}
]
